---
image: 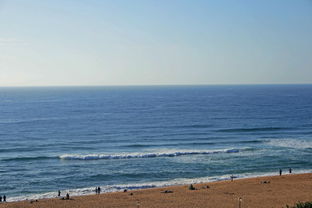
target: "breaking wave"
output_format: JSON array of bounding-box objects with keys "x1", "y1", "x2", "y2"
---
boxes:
[
  {"x1": 267, "y1": 138, "x2": 312, "y2": 149},
  {"x1": 59, "y1": 148, "x2": 241, "y2": 160}
]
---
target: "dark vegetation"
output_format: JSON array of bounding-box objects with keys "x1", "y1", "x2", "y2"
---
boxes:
[{"x1": 286, "y1": 202, "x2": 312, "y2": 208}]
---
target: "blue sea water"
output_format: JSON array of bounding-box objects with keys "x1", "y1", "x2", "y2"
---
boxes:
[{"x1": 0, "y1": 85, "x2": 312, "y2": 201}]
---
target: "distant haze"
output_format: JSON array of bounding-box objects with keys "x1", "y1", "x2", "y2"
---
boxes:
[{"x1": 0, "y1": 0, "x2": 311, "y2": 86}]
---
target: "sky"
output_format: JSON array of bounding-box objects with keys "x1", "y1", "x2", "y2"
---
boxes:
[{"x1": 0, "y1": 0, "x2": 311, "y2": 86}]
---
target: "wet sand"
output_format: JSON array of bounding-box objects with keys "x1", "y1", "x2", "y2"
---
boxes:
[{"x1": 1, "y1": 173, "x2": 312, "y2": 208}]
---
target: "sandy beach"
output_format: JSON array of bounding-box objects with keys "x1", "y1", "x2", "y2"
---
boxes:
[{"x1": 1, "y1": 173, "x2": 312, "y2": 208}]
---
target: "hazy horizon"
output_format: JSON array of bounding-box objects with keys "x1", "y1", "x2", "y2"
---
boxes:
[{"x1": 1, "y1": 83, "x2": 312, "y2": 88}]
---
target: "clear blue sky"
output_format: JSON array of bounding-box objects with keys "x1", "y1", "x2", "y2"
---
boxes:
[{"x1": 0, "y1": 0, "x2": 311, "y2": 86}]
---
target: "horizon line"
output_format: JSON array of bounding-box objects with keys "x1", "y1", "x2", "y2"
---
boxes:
[{"x1": 0, "y1": 83, "x2": 312, "y2": 88}]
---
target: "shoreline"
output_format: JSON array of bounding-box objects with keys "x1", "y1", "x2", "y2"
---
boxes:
[
  {"x1": 1, "y1": 173, "x2": 312, "y2": 208},
  {"x1": 5, "y1": 169, "x2": 308, "y2": 202}
]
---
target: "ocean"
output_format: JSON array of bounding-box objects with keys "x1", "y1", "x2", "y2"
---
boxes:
[{"x1": 0, "y1": 85, "x2": 312, "y2": 201}]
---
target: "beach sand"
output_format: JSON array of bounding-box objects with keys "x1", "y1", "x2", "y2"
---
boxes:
[{"x1": 1, "y1": 173, "x2": 312, "y2": 208}]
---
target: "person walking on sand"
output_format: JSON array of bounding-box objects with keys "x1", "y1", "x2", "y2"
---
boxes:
[
  {"x1": 66, "y1": 193, "x2": 69, "y2": 200},
  {"x1": 97, "y1": 187, "x2": 101, "y2": 194},
  {"x1": 58, "y1": 190, "x2": 61, "y2": 197},
  {"x1": 279, "y1": 169, "x2": 282, "y2": 176},
  {"x1": 289, "y1": 168, "x2": 292, "y2": 174}
]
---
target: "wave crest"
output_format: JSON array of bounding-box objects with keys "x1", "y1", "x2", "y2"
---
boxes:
[{"x1": 59, "y1": 149, "x2": 240, "y2": 160}]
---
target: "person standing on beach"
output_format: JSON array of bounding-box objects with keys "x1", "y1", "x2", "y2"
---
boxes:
[
  {"x1": 97, "y1": 187, "x2": 101, "y2": 194},
  {"x1": 279, "y1": 169, "x2": 282, "y2": 176},
  {"x1": 58, "y1": 190, "x2": 61, "y2": 197},
  {"x1": 289, "y1": 168, "x2": 292, "y2": 174},
  {"x1": 3, "y1": 195, "x2": 6, "y2": 202},
  {"x1": 0, "y1": 195, "x2": 2, "y2": 202}
]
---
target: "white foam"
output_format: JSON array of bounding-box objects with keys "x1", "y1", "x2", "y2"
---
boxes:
[
  {"x1": 267, "y1": 138, "x2": 312, "y2": 149},
  {"x1": 59, "y1": 148, "x2": 240, "y2": 160}
]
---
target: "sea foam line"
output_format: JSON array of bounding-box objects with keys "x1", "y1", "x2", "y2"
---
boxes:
[{"x1": 59, "y1": 148, "x2": 240, "y2": 160}]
